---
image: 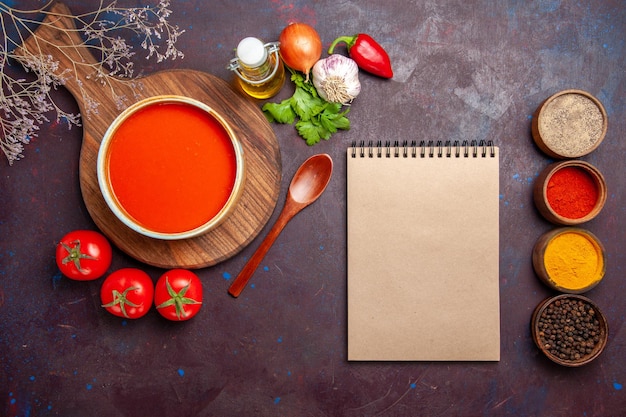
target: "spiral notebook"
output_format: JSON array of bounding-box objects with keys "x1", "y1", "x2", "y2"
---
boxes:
[{"x1": 347, "y1": 140, "x2": 500, "y2": 361}]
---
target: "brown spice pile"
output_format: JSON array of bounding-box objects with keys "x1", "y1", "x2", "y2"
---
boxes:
[{"x1": 539, "y1": 93, "x2": 604, "y2": 157}]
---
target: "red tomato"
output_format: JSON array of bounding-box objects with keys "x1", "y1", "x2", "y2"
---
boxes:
[
  {"x1": 56, "y1": 230, "x2": 112, "y2": 280},
  {"x1": 154, "y1": 269, "x2": 203, "y2": 321},
  {"x1": 100, "y1": 268, "x2": 154, "y2": 319}
]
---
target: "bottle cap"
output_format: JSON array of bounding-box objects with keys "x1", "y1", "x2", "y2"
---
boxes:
[{"x1": 236, "y1": 37, "x2": 267, "y2": 67}]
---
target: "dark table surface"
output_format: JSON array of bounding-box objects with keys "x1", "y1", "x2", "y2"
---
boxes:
[{"x1": 2, "y1": 1, "x2": 625, "y2": 416}]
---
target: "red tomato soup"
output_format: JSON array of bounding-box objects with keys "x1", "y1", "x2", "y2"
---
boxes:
[{"x1": 106, "y1": 102, "x2": 238, "y2": 234}]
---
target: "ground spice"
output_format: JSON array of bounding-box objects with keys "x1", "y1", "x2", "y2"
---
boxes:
[
  {"x1": 543, "y1": 231, "x2": 604, "y2": 291},
  {"x1": 539, "y1": 93, "x2": 604, "y2": 157},
  {"x1": 546, "y1": 166, "x2": 598, "y2": 219},
  {"x1": 537, "y1": 297, "x2": 603, "y2": 363}
]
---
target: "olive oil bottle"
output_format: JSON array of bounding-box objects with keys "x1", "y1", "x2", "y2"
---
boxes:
[{"x1": 228, "y1": 37, "x2": 285, "y2": 99}]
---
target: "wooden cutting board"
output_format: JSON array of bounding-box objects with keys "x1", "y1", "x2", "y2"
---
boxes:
[{"x1": 16, "y1": 2, "x2": 281, "y2": 268}]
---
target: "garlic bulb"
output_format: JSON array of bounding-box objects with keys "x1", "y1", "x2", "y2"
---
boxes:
[{"x1": 312, "y1": 54, "x2": 361, "y2": 104}]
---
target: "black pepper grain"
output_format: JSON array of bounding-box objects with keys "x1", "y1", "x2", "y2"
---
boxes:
[{"x1": 537, "y1": 297, "x2": 603, "y2": 363}]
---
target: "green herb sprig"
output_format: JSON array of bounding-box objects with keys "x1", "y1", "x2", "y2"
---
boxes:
[{"x1": 262, "y1": 70, "x2": 350, "y2": 146}]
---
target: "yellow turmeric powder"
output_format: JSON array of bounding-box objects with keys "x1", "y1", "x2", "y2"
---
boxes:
[{"x1": 543, "y1": 231, "x2": 604, "y2": 290}]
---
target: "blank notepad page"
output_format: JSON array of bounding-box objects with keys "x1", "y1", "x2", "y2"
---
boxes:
[{"x1": 347, "y1": 141, "x2": 500, "y2": 361}]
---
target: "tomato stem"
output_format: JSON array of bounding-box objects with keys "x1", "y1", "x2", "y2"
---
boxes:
[
  {"x1": 156, "y1": 277, "x2": 202, "y2": 320},
  {"x1": 102, "y1": 287, "x2": 140, "y2": 319},
  {"x1": 61, "y1": 239, "x2": 98, "y2": 271}
]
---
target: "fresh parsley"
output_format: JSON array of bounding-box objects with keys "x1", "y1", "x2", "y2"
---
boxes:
[{"x1": 262, "y1": 70, "x2": 350, "y2": 145}]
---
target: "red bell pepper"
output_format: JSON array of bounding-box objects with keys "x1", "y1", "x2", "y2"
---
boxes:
[{"x1": 328, "y1": 34, "x2": 393, "y2": 79}]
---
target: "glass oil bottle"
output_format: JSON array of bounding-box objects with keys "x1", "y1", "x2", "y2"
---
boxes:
[{"x1": 227, "y1": 37, "x2": 285, "y2": 99}]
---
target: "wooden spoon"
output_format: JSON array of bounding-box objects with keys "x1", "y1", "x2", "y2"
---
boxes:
[{"x1": 228, "y1": 154, "x2": 334, "y2": 297}]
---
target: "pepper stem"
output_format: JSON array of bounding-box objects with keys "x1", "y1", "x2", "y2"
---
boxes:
[{"x1": 328, "y1": 35, "x2": 357, "y2": 54}]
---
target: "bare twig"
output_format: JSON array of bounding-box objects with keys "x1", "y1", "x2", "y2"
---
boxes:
[{"x1": 0, "y1": 1, "x2": 184, "y2": 165}]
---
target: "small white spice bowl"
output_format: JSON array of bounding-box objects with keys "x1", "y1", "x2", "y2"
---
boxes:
[{"x1": 531, "y1": 89, "x2": 607, "y2": 159}]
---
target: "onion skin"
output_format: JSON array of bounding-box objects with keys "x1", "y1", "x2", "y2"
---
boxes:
[{"x1": 279, "y1": 23, "x2": 322, "y2": 79}]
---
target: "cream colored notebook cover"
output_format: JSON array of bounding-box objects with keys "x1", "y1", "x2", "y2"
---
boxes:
[{"x1": 347, "y1": 141, "x2": 500, "y2": 361}]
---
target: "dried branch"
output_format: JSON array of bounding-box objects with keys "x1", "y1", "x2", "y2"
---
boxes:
[{"x1": 0, "y1": 0, "x2": 185, "y2": 165}]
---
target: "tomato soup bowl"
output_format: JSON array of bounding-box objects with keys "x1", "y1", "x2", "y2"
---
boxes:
[{"x1": 97, "y1": 95, "x2": 245, "y2": 240}]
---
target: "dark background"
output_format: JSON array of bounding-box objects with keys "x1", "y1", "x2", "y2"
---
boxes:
[{"x1": 1, "y1": 1, "x2": 624, "y2": 416}]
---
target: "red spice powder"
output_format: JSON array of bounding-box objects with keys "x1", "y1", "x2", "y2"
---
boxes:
[{"x1": 546, "y1": 166, "x2": 598, "y2": 219}]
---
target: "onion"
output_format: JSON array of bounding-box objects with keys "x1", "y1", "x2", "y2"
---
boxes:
[{"x1": 279, "y1": 22, "x2": 322, "y2": 80}]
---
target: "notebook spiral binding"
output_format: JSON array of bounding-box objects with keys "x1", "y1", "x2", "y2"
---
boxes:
[{"x1": 350, "y1": 140, "x2": 496, "y2": 158}]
